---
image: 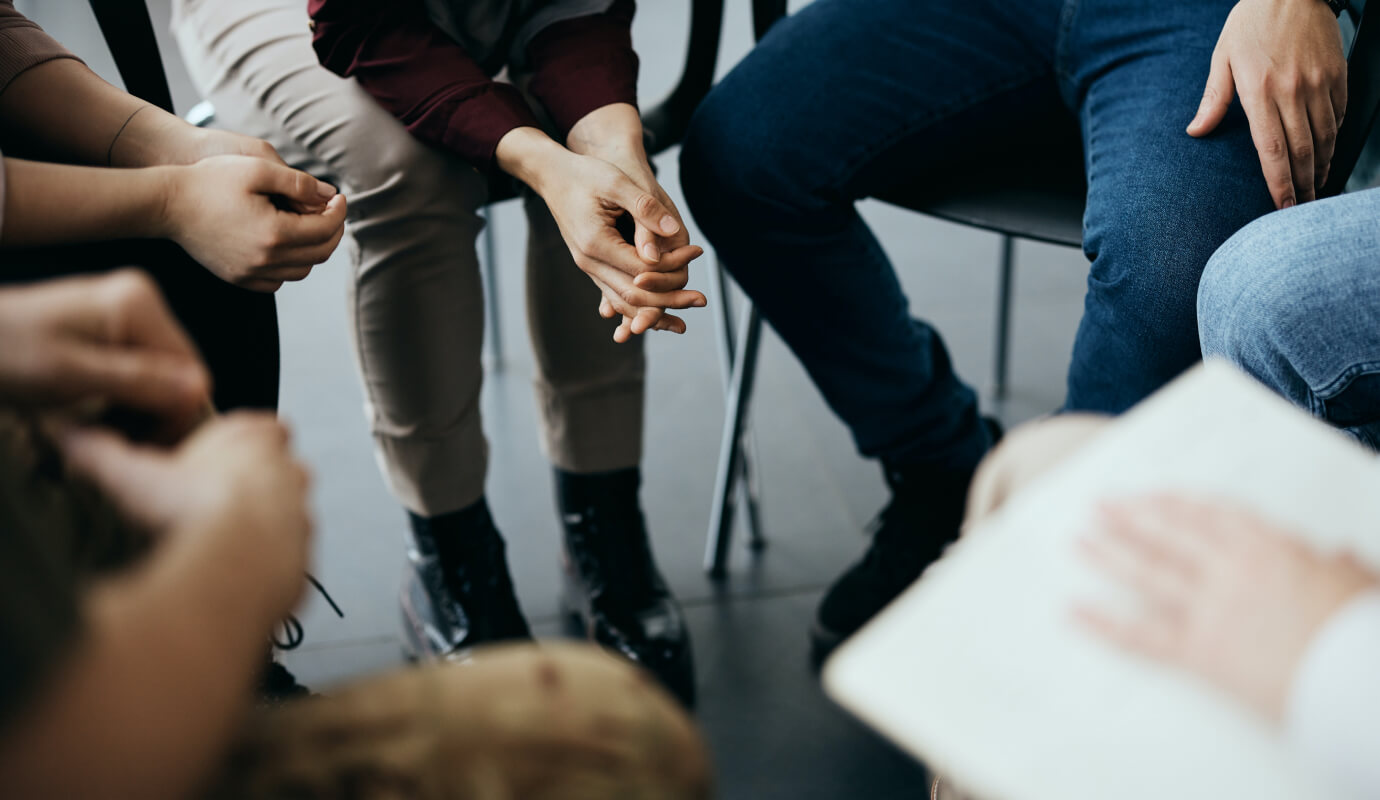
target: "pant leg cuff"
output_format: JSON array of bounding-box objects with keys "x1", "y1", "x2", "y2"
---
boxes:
[{"x1": 536, "y1": 383, "x2": 644, "y2": 474}]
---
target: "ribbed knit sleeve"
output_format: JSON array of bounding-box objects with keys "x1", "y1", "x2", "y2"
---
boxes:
[{"x1": 0, "y1": 1, "x2": 81, "y2": 96}]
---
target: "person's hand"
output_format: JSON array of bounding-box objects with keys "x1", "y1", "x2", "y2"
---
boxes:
[
  {"x1": 61, "y1": 412, "x2": 314, "y2": 619},
  {"x1": 496, "y1": 127, "x2": 706, "y2": 342},
  {"x1": 1075, "y1": 495, "x2": 1378, "y2": 720},
  {"x1": 1189, "y1": 0, "x2": 1347, "y2": 207},
  {"x1": 568, "y1": 104, "x2": 706, "y2": 341},
  {"x1": 158, "y1": 155, "x2": 347, "y2": 292},
  {"x1": 111, "y1": 111, "x2": 331, "y2": 215},
  {"x1": 964, "y1": 415, "x2": 1113, "y2": 528},
  {"x1": 0, "y1": 271, "x2": 210, "y2": 438}
]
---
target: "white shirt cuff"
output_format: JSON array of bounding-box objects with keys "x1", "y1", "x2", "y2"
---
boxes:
[{"x1": 1284, "y1": 589, "x2": 1380, "y2": 798}]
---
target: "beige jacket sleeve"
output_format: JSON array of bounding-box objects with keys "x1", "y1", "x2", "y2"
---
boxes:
[{"x1": 0, "y1": 1, "x2": 80, "y2": 95}]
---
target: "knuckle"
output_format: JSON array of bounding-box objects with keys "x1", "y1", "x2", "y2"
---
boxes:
[
  {"x1": 633, "y1": 192, "x2": 659, "y2": 218},
  {"x1": 1291, "y1": 142, "x2": 1314, "y2": 161},
  {"x1": 619, "y1": 287, "x2": 642, "y2": 305},
  {"x1": 248, "y1": 159, "x2": 274, "y2": 183},
  {"x1": 261, "y1": 228, "x2": 286, "y2": 253},
  {"x1": 103, "y1": 268, "x2": 157, "y2": 305},
  {"x1": 1260, "y1": 136, "x2": 1288, "y2": 159},
  {"x1": 575, "y1": 235, "x2": 600, "y2": 256}
]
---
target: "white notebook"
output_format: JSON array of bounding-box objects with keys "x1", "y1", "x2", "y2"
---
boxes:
[{"x1": 823, "y1": 361, "x2": 1380, "y2": 800}]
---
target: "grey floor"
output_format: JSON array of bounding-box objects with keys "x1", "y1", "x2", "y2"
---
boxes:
[{"x1": 31, "y1": 2, "x2": 1090, "y2": 797}]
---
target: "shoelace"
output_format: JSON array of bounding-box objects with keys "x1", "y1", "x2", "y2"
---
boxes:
[{"x1": 272, "y1": 573, "x2": 344, "y2": 650}]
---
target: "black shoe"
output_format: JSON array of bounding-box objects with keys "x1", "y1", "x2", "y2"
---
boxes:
[
  {"x1": 556, "y1": 468, "x2": 696, "y2": 707},
  {"x1": 811, "y1": 418, "x2": 1003, "y2": 666},
  {"x1": 400, "y1": 498, "x2": 531, "y2": 660},
  {"x1": 258, "y1": 661, "x2": 311, "y2": 705}
]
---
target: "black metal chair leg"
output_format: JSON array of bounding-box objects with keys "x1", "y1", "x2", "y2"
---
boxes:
[
  {"x1": 706, "y1": 300, "x2": 763, "y2": 578},
  {"x1": 741, "y1": 431, "x2": 766, "y2": 551},
  {"x1": 706, "y1": 258, "x2": 765, "y2": 571},
  {"x1": 993, "y1": 235, "x2": 1015, "y2": 403},
  {"x1": 481, "y1": 207, "x2": 503, "y2": 371}
]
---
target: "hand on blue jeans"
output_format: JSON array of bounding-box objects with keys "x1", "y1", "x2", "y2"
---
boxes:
[{"x1": 1189, "y1": 0, "x2": 1347, "y2": 208}]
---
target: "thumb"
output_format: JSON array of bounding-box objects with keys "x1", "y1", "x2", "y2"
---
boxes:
[
  {"x1": 61, "y1": 427, "x2": 180, "y2": 531},
  {"x1": 249, "y1": 162, "x2": 337, "y2": 207},
  {"x1": 1188, "y1": 50, "x2": 1235, "y2": 137},
  {"x1": 609, "y1": 175, "x2": 680, "y2": 239}
]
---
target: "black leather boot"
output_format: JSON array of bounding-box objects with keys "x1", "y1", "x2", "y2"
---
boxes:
[
  {"x1": 811, "y1": 418, "x2": 1003, "y2": 666},
  {"x1": 400, "y1": 498, "x2": 531, "y2": 660},
  {"x1": 556, "y1": 467, "x2": 696, "y2": 707}
]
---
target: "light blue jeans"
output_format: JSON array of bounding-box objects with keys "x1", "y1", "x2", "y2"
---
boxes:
[{"x1": 1198, "y1": 188, "x2": 1380, "y2": 450}]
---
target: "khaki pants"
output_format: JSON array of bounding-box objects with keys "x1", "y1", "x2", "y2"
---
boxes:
[
  {"x1": 171, "y1": 0, "x2": 646, "y2": 516},
  {"x1": 207, "y1": 643, "x2": 711, "y2": 800}
]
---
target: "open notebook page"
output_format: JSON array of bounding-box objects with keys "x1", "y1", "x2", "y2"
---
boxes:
[{"x1": 823, "y1": 361, "x2": 1380, "y2": 800}]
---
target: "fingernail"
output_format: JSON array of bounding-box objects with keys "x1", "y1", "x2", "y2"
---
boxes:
[
  {"x1": 1283, "y1": 197, "x2": 1296, "y2": 209},
  {"x1": 642, "y1": 243, "x2": 660, "y2": 262},
  {"x1": 317, "y1": 180, "x2": 336, "y2": 199},
  {"x1": 693, "y1": 297, "x2": 706, "y2": 308},
  {"x1": 659, "y1": 215, "x2": 679, "y2": 235}
]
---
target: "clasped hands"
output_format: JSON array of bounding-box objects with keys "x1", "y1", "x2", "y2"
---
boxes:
[
  {"x1": 497, "y1": 104, "x2": 707, "y2": 342},
  {"x1": 117, "y1": 112, "x2": 347, "y2": 292}
]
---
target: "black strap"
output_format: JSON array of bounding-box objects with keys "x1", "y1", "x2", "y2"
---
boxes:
[{"x1": 86, "y1": 0, "x2": 174, "y2": 113}]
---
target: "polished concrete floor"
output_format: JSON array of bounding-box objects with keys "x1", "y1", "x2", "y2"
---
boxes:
[{"x1": 28, "y1": 2, "x2": 1091, "y2": 797}]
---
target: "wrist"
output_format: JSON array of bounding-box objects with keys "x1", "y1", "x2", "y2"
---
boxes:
[
  {"x1": 108, "y1": 107, "x2": 200, "y2": 168},
  {"x1": 144, "y1": 165, "x2": 188, "y2": 241},
  {"x1": 566, "y1": 103, "x2": 645, "y2": 158},
  {"x1": 495, "y1": 126, "x2": 569, "y2": 193}
]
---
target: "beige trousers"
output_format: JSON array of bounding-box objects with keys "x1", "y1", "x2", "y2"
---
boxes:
[
  {"x1": 171, "y1": 0, "x2": 646, "y2": 516},
  {"x1": 206, "y1": 643, "x2": 711, "y2": 800}
]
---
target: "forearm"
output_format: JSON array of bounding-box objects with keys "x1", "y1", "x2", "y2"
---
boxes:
[
  {"x1": 0, "y1": 57, "x2": 191, "y2": 167},
  {"x1": 309, "y1": 0, "x2": 538, "y2": 167},
  {"x1": 525, "y1": 0, "x2": 639, "y2": 139},
  {"x1": 1, "y1": 158, "x2": 172, "y2": 248},
  {"x1": 0, "y1": 529, "x2": 277, "y2": 800}
]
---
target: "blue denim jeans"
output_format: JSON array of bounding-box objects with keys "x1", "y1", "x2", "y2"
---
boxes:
[
  {"x1": 680, "y1": 0, "x2": 1275, "y2": 471},
  {"x1": 1199, "y1": 188, "x2": 1380, "y2": 450}
]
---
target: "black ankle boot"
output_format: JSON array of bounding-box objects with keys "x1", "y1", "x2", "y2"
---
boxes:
[
  {"x1": 811, "y1": 418, "x2": 1003, "y2": 666},
  {"x1": 400, "y1": 498, "x2": 530, "y2": 660},
  {"x1": 556, "y1": 467, "x2": 696, "y2": 707}
]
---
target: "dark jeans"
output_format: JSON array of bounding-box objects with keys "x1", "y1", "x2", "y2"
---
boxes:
[
  {"x1": 680, "y1": 0, "x2": 1276, "y2": 472},
  {"x1": 2, "y1": 240, "x2": 279, "y2": 411}
]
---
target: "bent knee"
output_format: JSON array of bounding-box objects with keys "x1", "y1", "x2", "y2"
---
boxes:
[
  {"x1": 1197, "y1": 207, "x2": 1343, "y2": 365},
  {"x1": 680, "y1": 87, "x2": 818, "y2": 228}
]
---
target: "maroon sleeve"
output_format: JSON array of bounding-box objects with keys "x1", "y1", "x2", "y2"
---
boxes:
[
  {"x1": 525, "y1": 0, "x2": 640, "y2": 140},
  {"x1": 308, "y1": 0, "x2": 540, "y2": 168}
]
